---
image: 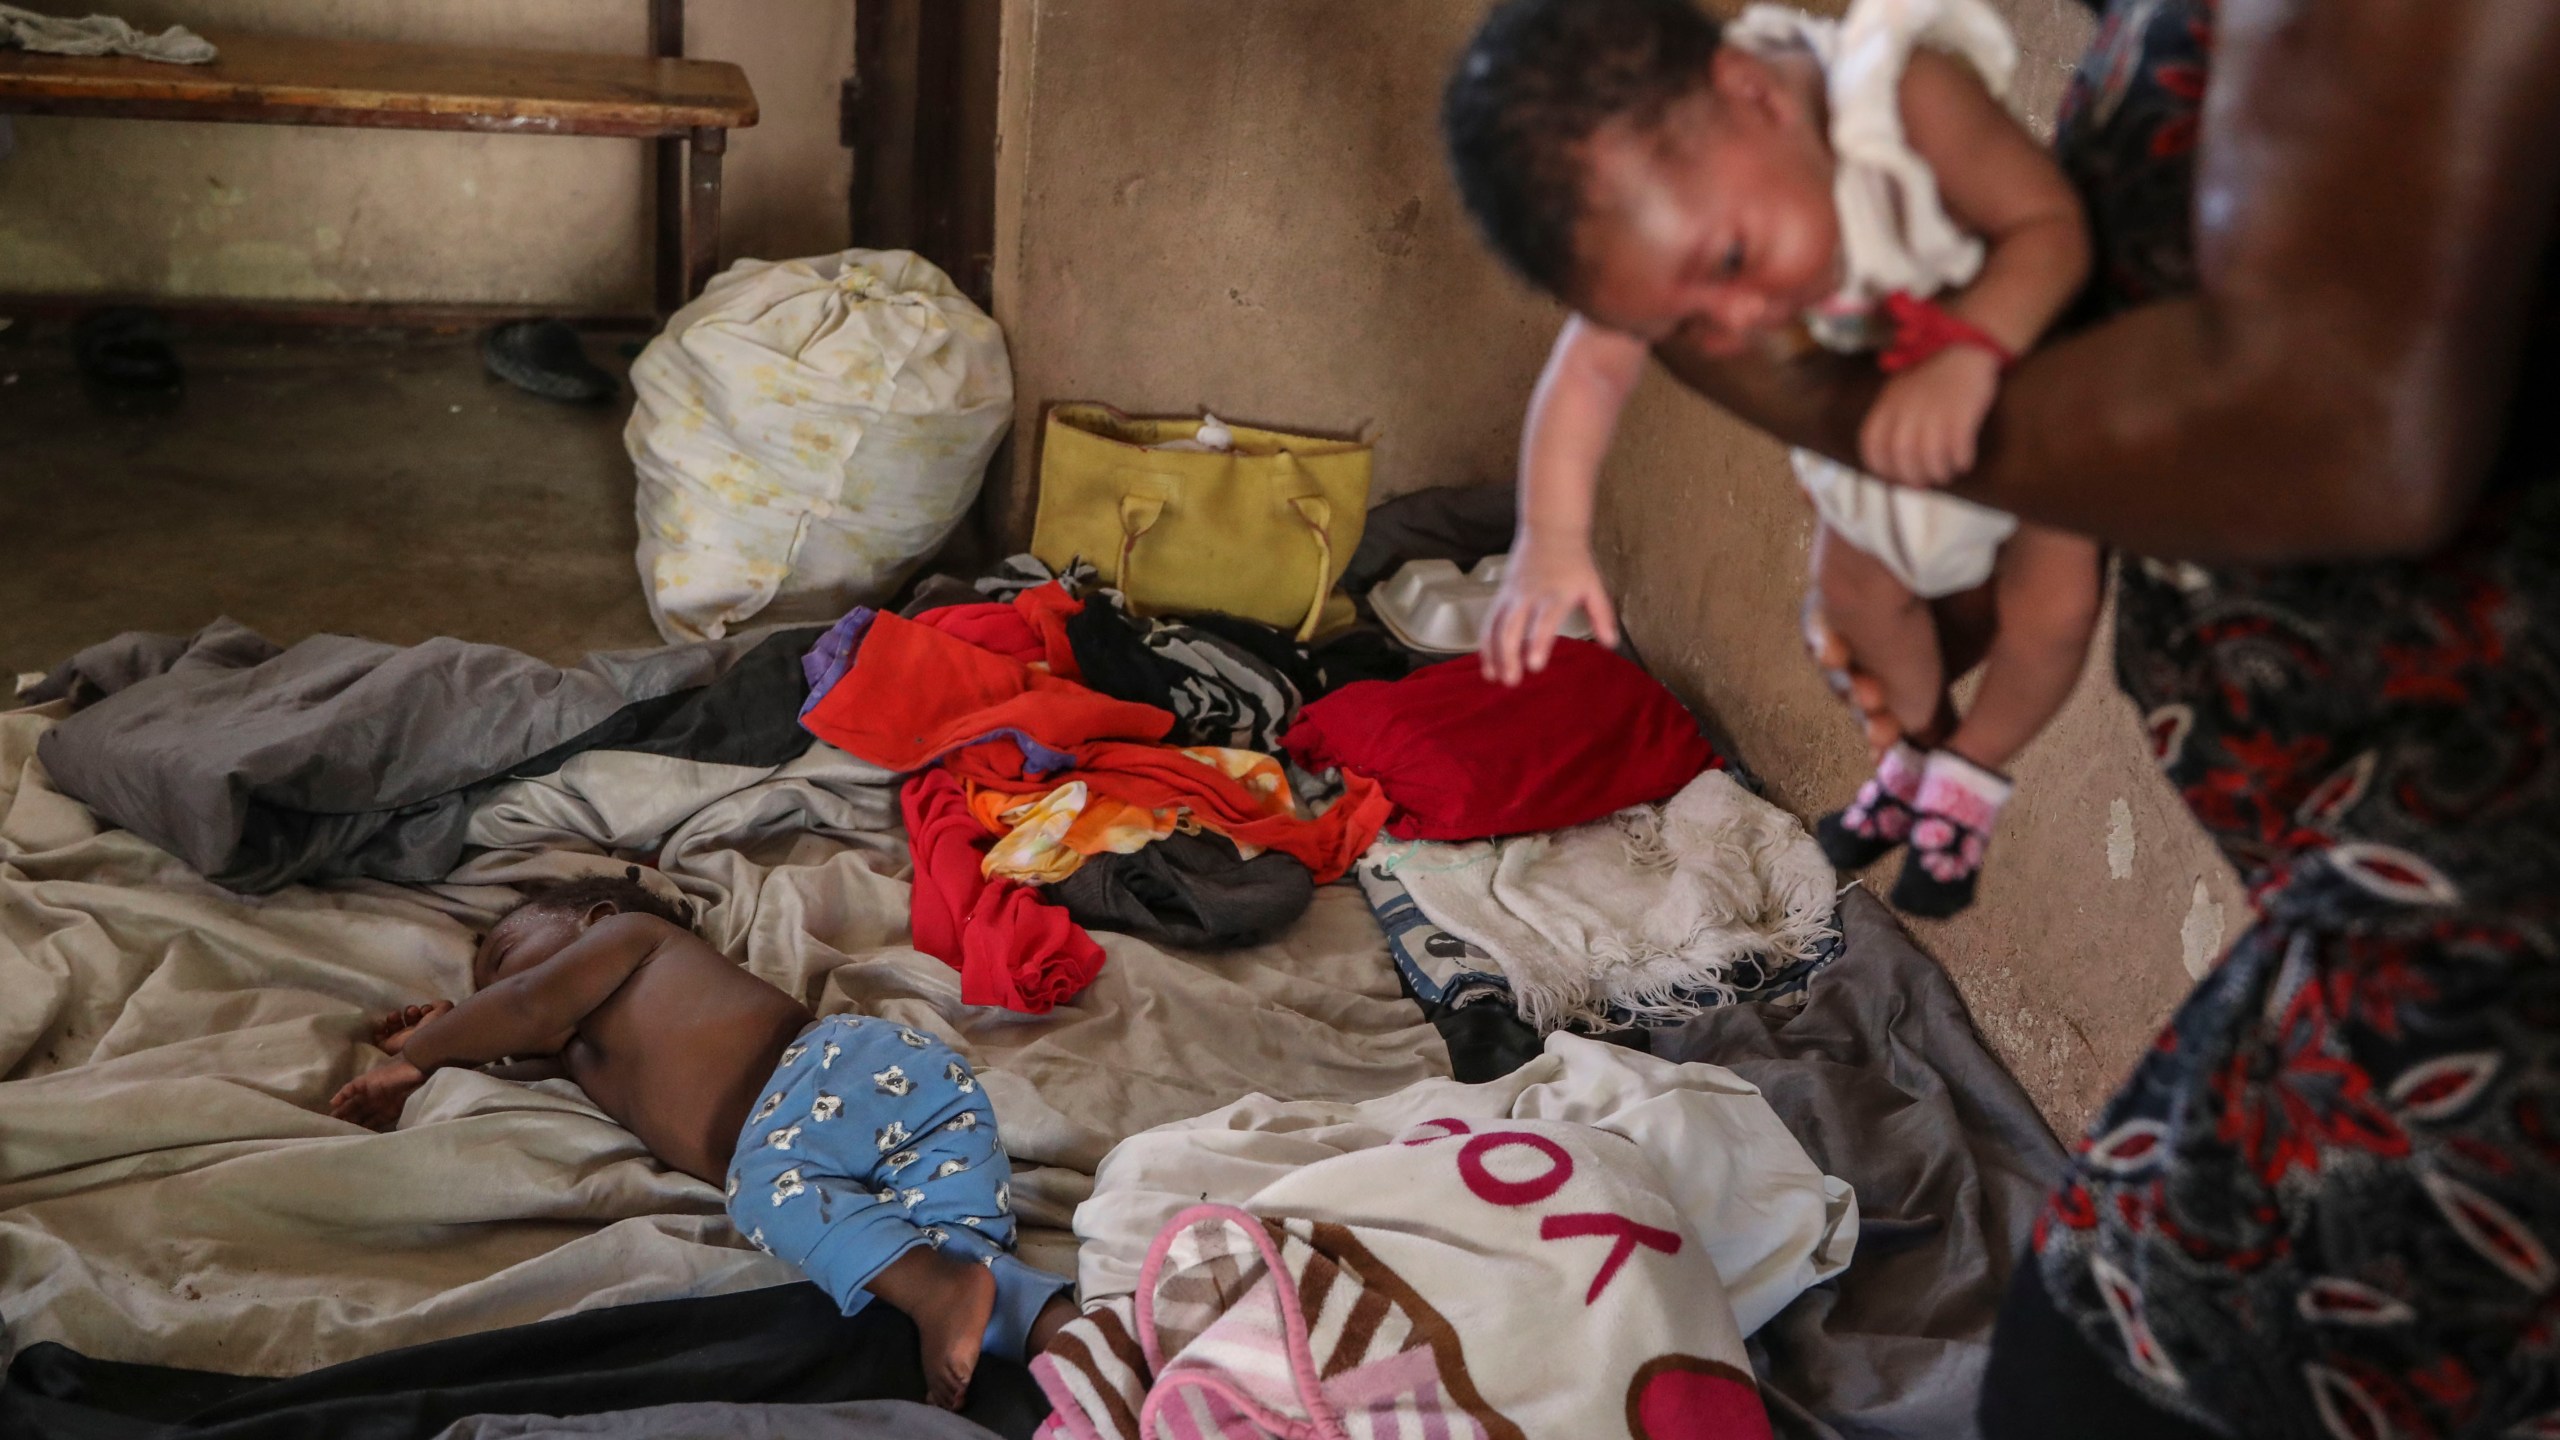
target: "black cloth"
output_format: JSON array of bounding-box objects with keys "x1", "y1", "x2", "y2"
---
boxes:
[
  {"x1": 1060, "y1": 600, "x2": 1301, "y2": 752},
  {"x1": 1430, "y1": 1001, "x2": 1550, "y2": 1085},
  {"x1": 962, "y1": 552, "x2": 1409, "y2": 709},
  {"x1": 0, "y1": 1283, "x2": 1048, "y2": 1440},
  {"x1": 29, "y1": 620, "x2": 819, "y2": 894},
  {"x1": 1338, "y1": 484, "x2": 1516, "y2": 597},
  {"x1": 507, "y1": 626, "x2": 822, "y2": 775},
  {"x1": 1978, "y1": 1261, "x2": 2221, "y2": 1440},
  {"x1": 1649, "y1": 890, "x2": 2067, "y2": 1440},
  {"x1": 1299, "y1": 626, "x2": 1415, "y2": 695},
  {"x1": 1049, "y1": 830, "x2": 1314, "y2": 950},
  {"x1": 435, "y1": 1400, "x2": 999, "y2": 1440},
  {"x1": 1171, "y1": 616, "x2": 1414, "y2": 701}
]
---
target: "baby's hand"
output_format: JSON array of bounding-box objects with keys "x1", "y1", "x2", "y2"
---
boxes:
[
  {"x1": 330, "y1": 1059, "x2": 425, "y2": 1131},
  {"x1": 1859, "y1": 346, "x2": 2002, "y2": 488},
  {"x1": 1480, "y1": 535, "x2": 1622, "y2": 687},
  {"x1": 371, "y1": 1001, "x2": 454, "y2": 1055}
]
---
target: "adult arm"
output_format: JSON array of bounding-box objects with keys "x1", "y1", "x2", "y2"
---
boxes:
[{"x1": 1660, "y1": 0, "x2": 2560, "y2": 563}]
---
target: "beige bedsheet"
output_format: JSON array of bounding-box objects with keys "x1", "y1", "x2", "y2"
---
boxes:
[{"x1": 0, "y1": 707, "x2": 1446, "y2": 1377}]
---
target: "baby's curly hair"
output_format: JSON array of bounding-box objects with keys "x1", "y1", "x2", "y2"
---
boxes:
[
  {"x1": 500, "y1": 867, "x2": 698, "y2": 933},
  {"x1": 1443, "y1": 0, "x2": 1726, "y2": 296}
]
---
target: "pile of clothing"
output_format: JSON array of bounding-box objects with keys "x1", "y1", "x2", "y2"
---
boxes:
[
  {"x1": 1284, "y1": 639, "x2": 1839, "y2": 1033},
  {"x1": 799, "y1": 565, "x2": 1402, "y2": 1013},
  {"x1": 805, "y1": 540, "x2": 1835, "y2": 1027}
]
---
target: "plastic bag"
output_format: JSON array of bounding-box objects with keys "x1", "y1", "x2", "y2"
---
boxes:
[{"x1": 626, "y1": 249, "x2": 1013, "y2": 642}]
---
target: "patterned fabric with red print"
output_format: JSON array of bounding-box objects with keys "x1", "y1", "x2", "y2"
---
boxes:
[{"x1": 2030, "y1": 1, "x2": 2560, "y2": 1435}]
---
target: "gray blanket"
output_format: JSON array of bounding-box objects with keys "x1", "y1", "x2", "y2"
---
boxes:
[
  {"x1": 29, "y1": 618, "x2": 813, "y2": 894},
  {"x1": 1652, "y1": 888, "x2": 2067, "y2": 1440}
]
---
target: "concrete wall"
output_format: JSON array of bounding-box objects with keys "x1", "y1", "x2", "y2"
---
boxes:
[
  {"x1": 987, "y1": 0, "x2": 1569, "y2": 534},
  {"x1": 993, "y1": 0, "x2": 2244, "y2": 1132},
  {"x1": 0, "y1": 1, "x2": 853, "y2": 309}
]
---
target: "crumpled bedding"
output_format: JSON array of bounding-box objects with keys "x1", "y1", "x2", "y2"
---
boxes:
[
  {"x1": 0, "y1": 703, "x2": 1447, "y2": 1378},
  {"x1": 28, "y1": 618, "x2": 820, "y2": 894},
  {"x1": 1655, "y1": 889, "x2": 2068, "y2": 1440}
]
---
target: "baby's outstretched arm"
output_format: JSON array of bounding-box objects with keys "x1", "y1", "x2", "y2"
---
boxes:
[
  {"x1": 328, "y1": 915, "x2": 669, "y2": 1129},
  {"x1": 1860, "y1": 50, "x2": 2093, "y2": 488},
  {"x1": 1482, "y1": 315, "x2": 1642, "y2": 684}
]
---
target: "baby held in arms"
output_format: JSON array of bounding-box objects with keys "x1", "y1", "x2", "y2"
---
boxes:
[
  {"x1": 331, "y1": 874, "x2": 1075, "y2": 1410},
  {"x1": 1447, "y1": 0, "x2": 2101, "y2": 915}
]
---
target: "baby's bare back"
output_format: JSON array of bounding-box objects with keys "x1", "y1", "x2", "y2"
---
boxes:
[{"x1": 562, "y1": 931, "x2": 815, "y2": 1184}]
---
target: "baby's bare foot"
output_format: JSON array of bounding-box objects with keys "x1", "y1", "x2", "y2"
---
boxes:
[{"x1": 910, "y1": 1254, "x2": 995, "y2": 1410}]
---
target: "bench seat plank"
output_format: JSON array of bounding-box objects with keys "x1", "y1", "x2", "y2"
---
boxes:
[{"x1": 0, "y1": 30, "x2": 757, "y2": 137}]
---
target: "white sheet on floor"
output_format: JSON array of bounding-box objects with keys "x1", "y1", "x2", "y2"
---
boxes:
[
  {"x1": 1382, "y1": 770, "x2": 1837, "y2": 1032},
  {"x1": 0, "y1": 707, "x2": 1446, "y2": 1376},
  {"x1": 1071, "y1": 1031, "x2": 1856, "y2": 1338}
]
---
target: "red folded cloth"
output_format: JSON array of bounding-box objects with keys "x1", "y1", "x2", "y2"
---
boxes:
[
  {"x1": 914, "y1": 602, "x2": 1045, "y2": 666},
  {"x1": 1282, "y1": 640, "x2": 1717, "y2": 842},
  {"x1": 910, "y1": 582, "x2": 1086, "y2": 678},
  {"x1": 1011, "y1": 581, "x2": 1086, "y2": 679},
  {"x1": 803, "y1": 610, "x2": 1172, "y2": 774},
  {"x1": 901, "y1": 769, "x2": 1106, "y2": 1012}
]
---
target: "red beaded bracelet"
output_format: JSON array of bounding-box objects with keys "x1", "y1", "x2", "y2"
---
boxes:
[{"x1": 1877, "y1": 291, "x2": 2016, "y2": 373}]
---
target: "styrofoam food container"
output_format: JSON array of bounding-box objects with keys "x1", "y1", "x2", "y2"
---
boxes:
[{"x1": 1371, "y1": 554, "x2": 1595, "y2": 655}]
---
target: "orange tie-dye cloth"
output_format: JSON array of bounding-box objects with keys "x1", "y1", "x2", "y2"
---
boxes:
[{"x1": 969, "y1": 748, "x2": 1306, "y2": 884}]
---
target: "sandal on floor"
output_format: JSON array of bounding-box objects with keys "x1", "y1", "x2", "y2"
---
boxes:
[
  {"x1": 483, "y1": 319, "x2": 616, "y2": 403},
  {"x1": 75, "y1": 307, "x2": 183, "y2": 409}
]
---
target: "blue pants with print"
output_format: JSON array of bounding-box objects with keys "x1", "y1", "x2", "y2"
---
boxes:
[{"x1": 726, "y1": 1014, "x2": 1069, "y2": 1360}]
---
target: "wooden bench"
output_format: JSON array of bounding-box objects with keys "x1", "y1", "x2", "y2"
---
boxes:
[{"x1": 0, "y1": 11, "x2": 758, "y2": 315}]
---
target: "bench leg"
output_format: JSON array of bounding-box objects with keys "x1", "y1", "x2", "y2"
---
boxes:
[
  {"x1": 684, "y1": 126, "x2": 727, "y2": 302},
  {"x1": 654, "y1": 136, "x2": 686, "y2": 316}
]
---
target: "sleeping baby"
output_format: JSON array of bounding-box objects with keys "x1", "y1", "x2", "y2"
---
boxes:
[
  {"x1": 1448, "y1": 0, "x2": 2101, "y2": 916},
  {"x1": 330, "y1": 874, "x2": 1074, "y2": 1411}
]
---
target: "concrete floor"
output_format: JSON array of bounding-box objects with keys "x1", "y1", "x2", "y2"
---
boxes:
[{"x1": 1, "y1": 325, "x2": 667, "y2": 682}]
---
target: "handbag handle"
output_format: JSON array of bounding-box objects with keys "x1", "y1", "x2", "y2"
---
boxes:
[
  {"x1": 1116, "y1": 492, "x2": 1166, "y2": 607},
  {"x1": 1114, "y1": 461, "x2": 1336, "y2": 643},
  {"x1": 1285, "y1": 494, "x2": 1333, "y2": 643},
  {"x1": 1274, "y1": 448, "x2": 1334, "y2": 643}
]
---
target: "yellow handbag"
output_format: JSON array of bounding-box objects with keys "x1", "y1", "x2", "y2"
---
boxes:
[{"x1": 1030, "y1": 403, "x2": 1371, "y2": 641}]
